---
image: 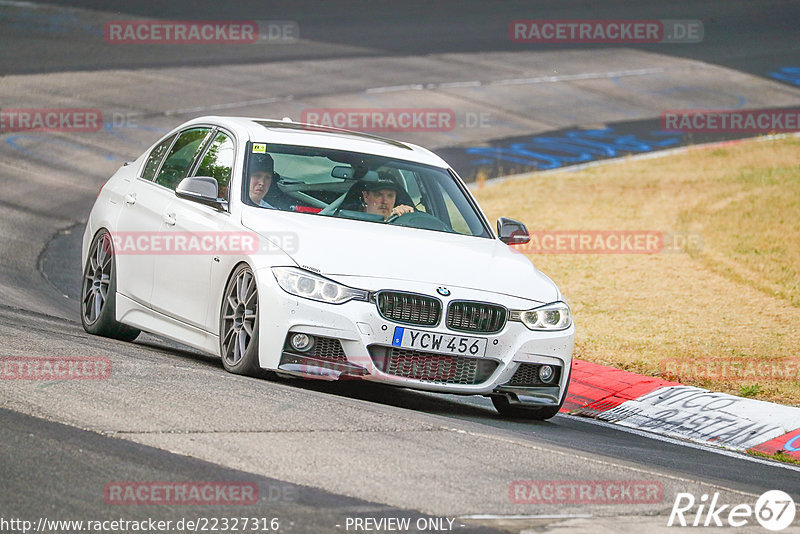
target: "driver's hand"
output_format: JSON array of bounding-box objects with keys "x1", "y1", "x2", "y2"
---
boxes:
[{"x1": 390, "y1": 205, "x2": 414, "y2": 218}]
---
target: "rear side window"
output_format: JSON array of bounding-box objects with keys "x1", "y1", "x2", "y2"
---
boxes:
[
  {"x1": 154, "y1": 127, "x2": 212, "y2": 191},
  {"x1": 141, "y1": 134, "x2": 176, "y2": 182},
  {"x1": 194, "y1": 131, "x2": 234, "y2": 201}
]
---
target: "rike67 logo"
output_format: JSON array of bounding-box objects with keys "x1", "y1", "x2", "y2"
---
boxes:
[{"x1": 668, "y1": 490, "x2": 796, "y2": 531}]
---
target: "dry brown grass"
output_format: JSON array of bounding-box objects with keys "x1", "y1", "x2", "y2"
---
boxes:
[{"x1": 473, "y1": 137, "x2": 800, "y2": 405}]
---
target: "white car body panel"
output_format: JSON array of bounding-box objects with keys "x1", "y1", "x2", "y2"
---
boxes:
[
  {"x1": 241, "y1": 208, "x2": 559, "y2": 303},
  {"x1": 82, "y1": 116, "x2": 575, "y2": 416}
]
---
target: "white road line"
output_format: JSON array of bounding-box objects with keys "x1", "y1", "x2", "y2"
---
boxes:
[
  {"x1": 492, "y1": 67, "x2": 664, "y2": 86},
  {"x1": 445, "y1": 423, "x2": 788, "y2": 499},
  {"x1": 365, "y1": 67, "x2": 665, "y2": 93},
  {"x1": 163, "y1": 96, "x2": 293, "y2": 116},
  {"x1": 400, "y1": 388, "x2": 800, "y2": 472},
  {"x1": 459, "y1": 514, "x2": 592, "y2": 520},
  {"x1": 439, "y1": 80, "x2": 482, "y2": 88},
  {"x1": 0, "y1": 1, "x2": 41, "y2": 7},
  {"x1": 163, "y1": 67, "x2": 667, "y2": 116},
  {"x1": 566, "y1": 414, "x2": 800, "y2": 473},
  {"x1": 365, "y1": 84, "x2": 426, "y2": 94}
]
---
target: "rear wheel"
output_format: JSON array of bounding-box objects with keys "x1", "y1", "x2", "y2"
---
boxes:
[
  {"x1": 219, "y1": 264, "x2": 261, "y2": 376},
  {"x1": 80, "y1": 230, "x2": 140, "y2": 342}
]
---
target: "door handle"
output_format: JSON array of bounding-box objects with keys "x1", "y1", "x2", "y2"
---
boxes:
[
  {"x1": 163, "y1": 212, "x2": 176, "y2": 226},
  {"x1": 124, "y1": 193, "x2": 136, "y2": 205}
]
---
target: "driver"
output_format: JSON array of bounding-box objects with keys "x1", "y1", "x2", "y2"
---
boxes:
[{"x1": 361, "y1": 174, "x2": 414, "y2": 221}]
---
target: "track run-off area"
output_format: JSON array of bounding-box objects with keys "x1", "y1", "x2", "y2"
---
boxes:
[{"x1": 1, "y1": 1, "x2": 800, "y2": 532}]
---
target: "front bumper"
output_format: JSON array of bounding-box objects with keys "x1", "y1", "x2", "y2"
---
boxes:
[{"x1": 256, "y1": 271, "x2": 574, "y2": 406}]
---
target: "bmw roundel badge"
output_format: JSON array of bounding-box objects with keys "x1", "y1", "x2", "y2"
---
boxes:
[{"x1": 436, "y1": 287, "x2": 451, "y2": 296}]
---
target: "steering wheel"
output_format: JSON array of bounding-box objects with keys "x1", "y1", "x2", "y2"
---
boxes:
[{"x1": 385, "y1": 211, "x2": 451, "y2": 231}]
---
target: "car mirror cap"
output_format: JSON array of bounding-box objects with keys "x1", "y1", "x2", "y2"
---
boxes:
[
  {"x1": 497, "y1": 217, "x2": 530, "y2": 244},
  {"x1": 176, "y1": 176, "x2": 226, "y2": 210}
]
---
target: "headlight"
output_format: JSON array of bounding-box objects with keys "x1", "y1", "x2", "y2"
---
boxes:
[
  {"x1": 509, "y1": 301, "x2": 572, "y2": 331},
  {"x1": 272, "y1": 267, "x2": 368, "y2": 304}
]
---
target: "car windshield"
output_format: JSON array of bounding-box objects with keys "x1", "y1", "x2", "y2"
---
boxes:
[{"x1": 242, "y1": 143, "x2": 490, "y2": 237}]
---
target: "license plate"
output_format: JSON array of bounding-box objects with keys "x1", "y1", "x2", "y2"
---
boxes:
[{"x1": 391, "y1": 327, "x2": 487, "y2": 357}]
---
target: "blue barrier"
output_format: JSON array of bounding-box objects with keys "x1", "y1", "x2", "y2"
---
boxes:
[{"x1": 464, "y1": 127, "x2": 681, "y2": 170}]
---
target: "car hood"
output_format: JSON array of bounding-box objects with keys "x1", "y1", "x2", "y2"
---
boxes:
[{"x1": 242, "y1": 210, "x2": 559, "y2": 303}]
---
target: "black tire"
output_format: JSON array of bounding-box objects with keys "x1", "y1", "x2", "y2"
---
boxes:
[
  {"x1": 80, "y1": 230, "x2": 141, "y2": 342},
  {"x1": 491, "y1": 365, "x2": 572, "y2": 420},
  {"x1": 219, "y1": 264, "x2": 261, "y2": 376}
]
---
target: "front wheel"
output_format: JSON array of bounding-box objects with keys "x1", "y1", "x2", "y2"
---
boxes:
[
  {"x1": 80, "y1": 230, "x2": 140, "y2": 342},
  {"x1": 219, "y1": 264, "x2": 261, "y2": 376}
]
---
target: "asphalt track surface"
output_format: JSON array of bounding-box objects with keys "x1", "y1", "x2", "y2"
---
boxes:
[{"x1": 1, "y1": 1, "x2": 800, "y2": 533}]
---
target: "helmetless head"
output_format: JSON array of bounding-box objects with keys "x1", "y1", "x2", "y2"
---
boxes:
[
  {"x1": 248, "y1": 154, "x2": 274, "y2": 204},
  {"x1": 361, "y1": 177, "x2": 403, "y2": 219}
]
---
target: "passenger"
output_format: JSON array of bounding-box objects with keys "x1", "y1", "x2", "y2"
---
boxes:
[{"x1": 247, "y1": 153, "x2": 293, "y2": 210}]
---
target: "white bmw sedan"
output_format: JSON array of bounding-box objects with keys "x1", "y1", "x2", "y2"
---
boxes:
[{"x1": 81, "y1": 116, "x2": 574, "y2": 419}]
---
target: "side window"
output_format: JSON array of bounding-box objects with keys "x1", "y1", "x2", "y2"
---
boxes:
[
  {"x1": 442, "y1": 191, "x2": 471, "y2": 234},
  {"x1": 141, "y1": 134, "x2": 177, "y2": 182},
  {"x1": 154, "y1": 127, "x2": 212, "y2": 191},
  {"x1": 194, "y1": 131, "x2": 234, "y2": 201},
  {"x1": 423, "y1": 172, "x2": 475, "y2": 235}
]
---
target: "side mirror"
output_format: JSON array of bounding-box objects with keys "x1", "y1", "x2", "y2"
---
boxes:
[
  {"x1": 176, "y1": 176, "x2": 227, "y2": 210},
  {"x1": 497, "y1": 217, "x2": 530, "y2": 245}
]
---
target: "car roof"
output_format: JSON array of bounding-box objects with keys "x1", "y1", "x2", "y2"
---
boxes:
[{"x1": 181, "y1": 116, "x2": 450, "y2": 168}]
